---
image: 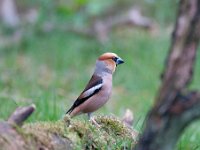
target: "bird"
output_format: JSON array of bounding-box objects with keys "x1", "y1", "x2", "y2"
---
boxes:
[{"x1": 66, "y1": 52, "x2": 124, "y2": 122}]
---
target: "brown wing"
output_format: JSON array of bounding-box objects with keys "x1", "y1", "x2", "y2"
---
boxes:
[
  {"x1": 66, "y1": 75, "x2": 103, "y2": 114},
  {"x1": 78, "y1": 75, "x2": 103, "y2": 99}
]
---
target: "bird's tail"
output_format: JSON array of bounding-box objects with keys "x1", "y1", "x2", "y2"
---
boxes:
[{"x1": 66, "y1": 106, "x2": 74, "y2": 115}]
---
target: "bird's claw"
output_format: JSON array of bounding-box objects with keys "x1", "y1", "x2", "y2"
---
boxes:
[{"x1": 90, "y1": 117, "x2": 101, "y2": 128}]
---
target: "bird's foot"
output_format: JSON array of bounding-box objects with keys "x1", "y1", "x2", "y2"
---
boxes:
[{"x1": 90, "y1": 117, "x2": 101, "y2": 128}]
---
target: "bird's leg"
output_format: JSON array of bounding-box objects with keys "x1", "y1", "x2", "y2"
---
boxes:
[
  {"x1": 88, "y1": 113, "x2": 91, "y2": 120},
  {"x1": 88, "y1": 113, "x2": 100, "y2": 127}
]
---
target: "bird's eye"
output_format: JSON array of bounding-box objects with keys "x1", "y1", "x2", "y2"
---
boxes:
[{"x1": 112, "y1": 57, "x2": 118, "y2": 62}]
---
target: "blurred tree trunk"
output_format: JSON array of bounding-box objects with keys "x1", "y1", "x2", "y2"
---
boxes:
[
  {"x1": 135, "y1": 0, "x2": 200, "y2": 150},
  {"x1": 0, "y1": 0, "x2": 20, "y2": 27}
]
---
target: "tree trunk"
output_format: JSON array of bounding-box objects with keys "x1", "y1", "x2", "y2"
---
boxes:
[{"x1": 135, "y1": 0, "x2": 200, "y2": 150}]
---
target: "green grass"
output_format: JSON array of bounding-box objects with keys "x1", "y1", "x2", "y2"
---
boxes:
[
  {"x1": 0, "y1": 29, "x2": 169, "y2": 121},
  {"x1": 0, "y1": 26, "x2": 200, "y2": 149}
]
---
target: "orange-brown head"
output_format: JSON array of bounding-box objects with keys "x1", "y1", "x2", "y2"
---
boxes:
[{"x1": 96, "y1": 52, "x2": 124, "y2": 74}]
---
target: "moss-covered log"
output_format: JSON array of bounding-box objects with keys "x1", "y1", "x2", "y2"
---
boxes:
[{"x1": 0, "y1": 105, "x2": 138, "y2": 150}]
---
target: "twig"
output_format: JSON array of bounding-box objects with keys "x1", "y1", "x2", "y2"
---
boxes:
[{"x1": 8, "y1": 104, "x2": 36, "y2": 126}]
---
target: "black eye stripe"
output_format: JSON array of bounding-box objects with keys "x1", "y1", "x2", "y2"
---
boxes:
[{"x1": 112, "y1": 57, "x2": 118, "y2": 62}]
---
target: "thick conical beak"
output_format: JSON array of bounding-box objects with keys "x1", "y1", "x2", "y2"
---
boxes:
[{"x1": 116, "y1": 57, "x2": 124, "y2": 65}]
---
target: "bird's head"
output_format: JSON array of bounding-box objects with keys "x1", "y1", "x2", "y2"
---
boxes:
[{"x1": 97, "y1": 52, "x2": 124, "y2": 74}]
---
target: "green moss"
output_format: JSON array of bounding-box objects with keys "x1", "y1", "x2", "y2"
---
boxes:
[
  {"x1": 96, "y1": 115, "x2": 133, "y2": 138},
  {"x1": 23, "y1": 120, "x2": 67, "y2": 136},
  {"x1": 21, "y1": 121, "x2": 72, "y2": 149},
  {"x1": 20, "y1": 115, "x2": 137, "y2": 149}
]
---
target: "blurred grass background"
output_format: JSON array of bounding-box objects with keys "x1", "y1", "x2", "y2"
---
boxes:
[{"x1": 0, "y1": 0, "x2": 200, "y2": 149}]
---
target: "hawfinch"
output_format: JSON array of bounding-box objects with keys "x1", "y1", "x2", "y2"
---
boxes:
[{"x1": 66, "y1": 52, "x2": 124, "y2": 119}]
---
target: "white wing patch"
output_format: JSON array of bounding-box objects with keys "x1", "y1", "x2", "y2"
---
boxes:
[{"x1": 83, "y1": 83, "x2": 103, "y2": 98}]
